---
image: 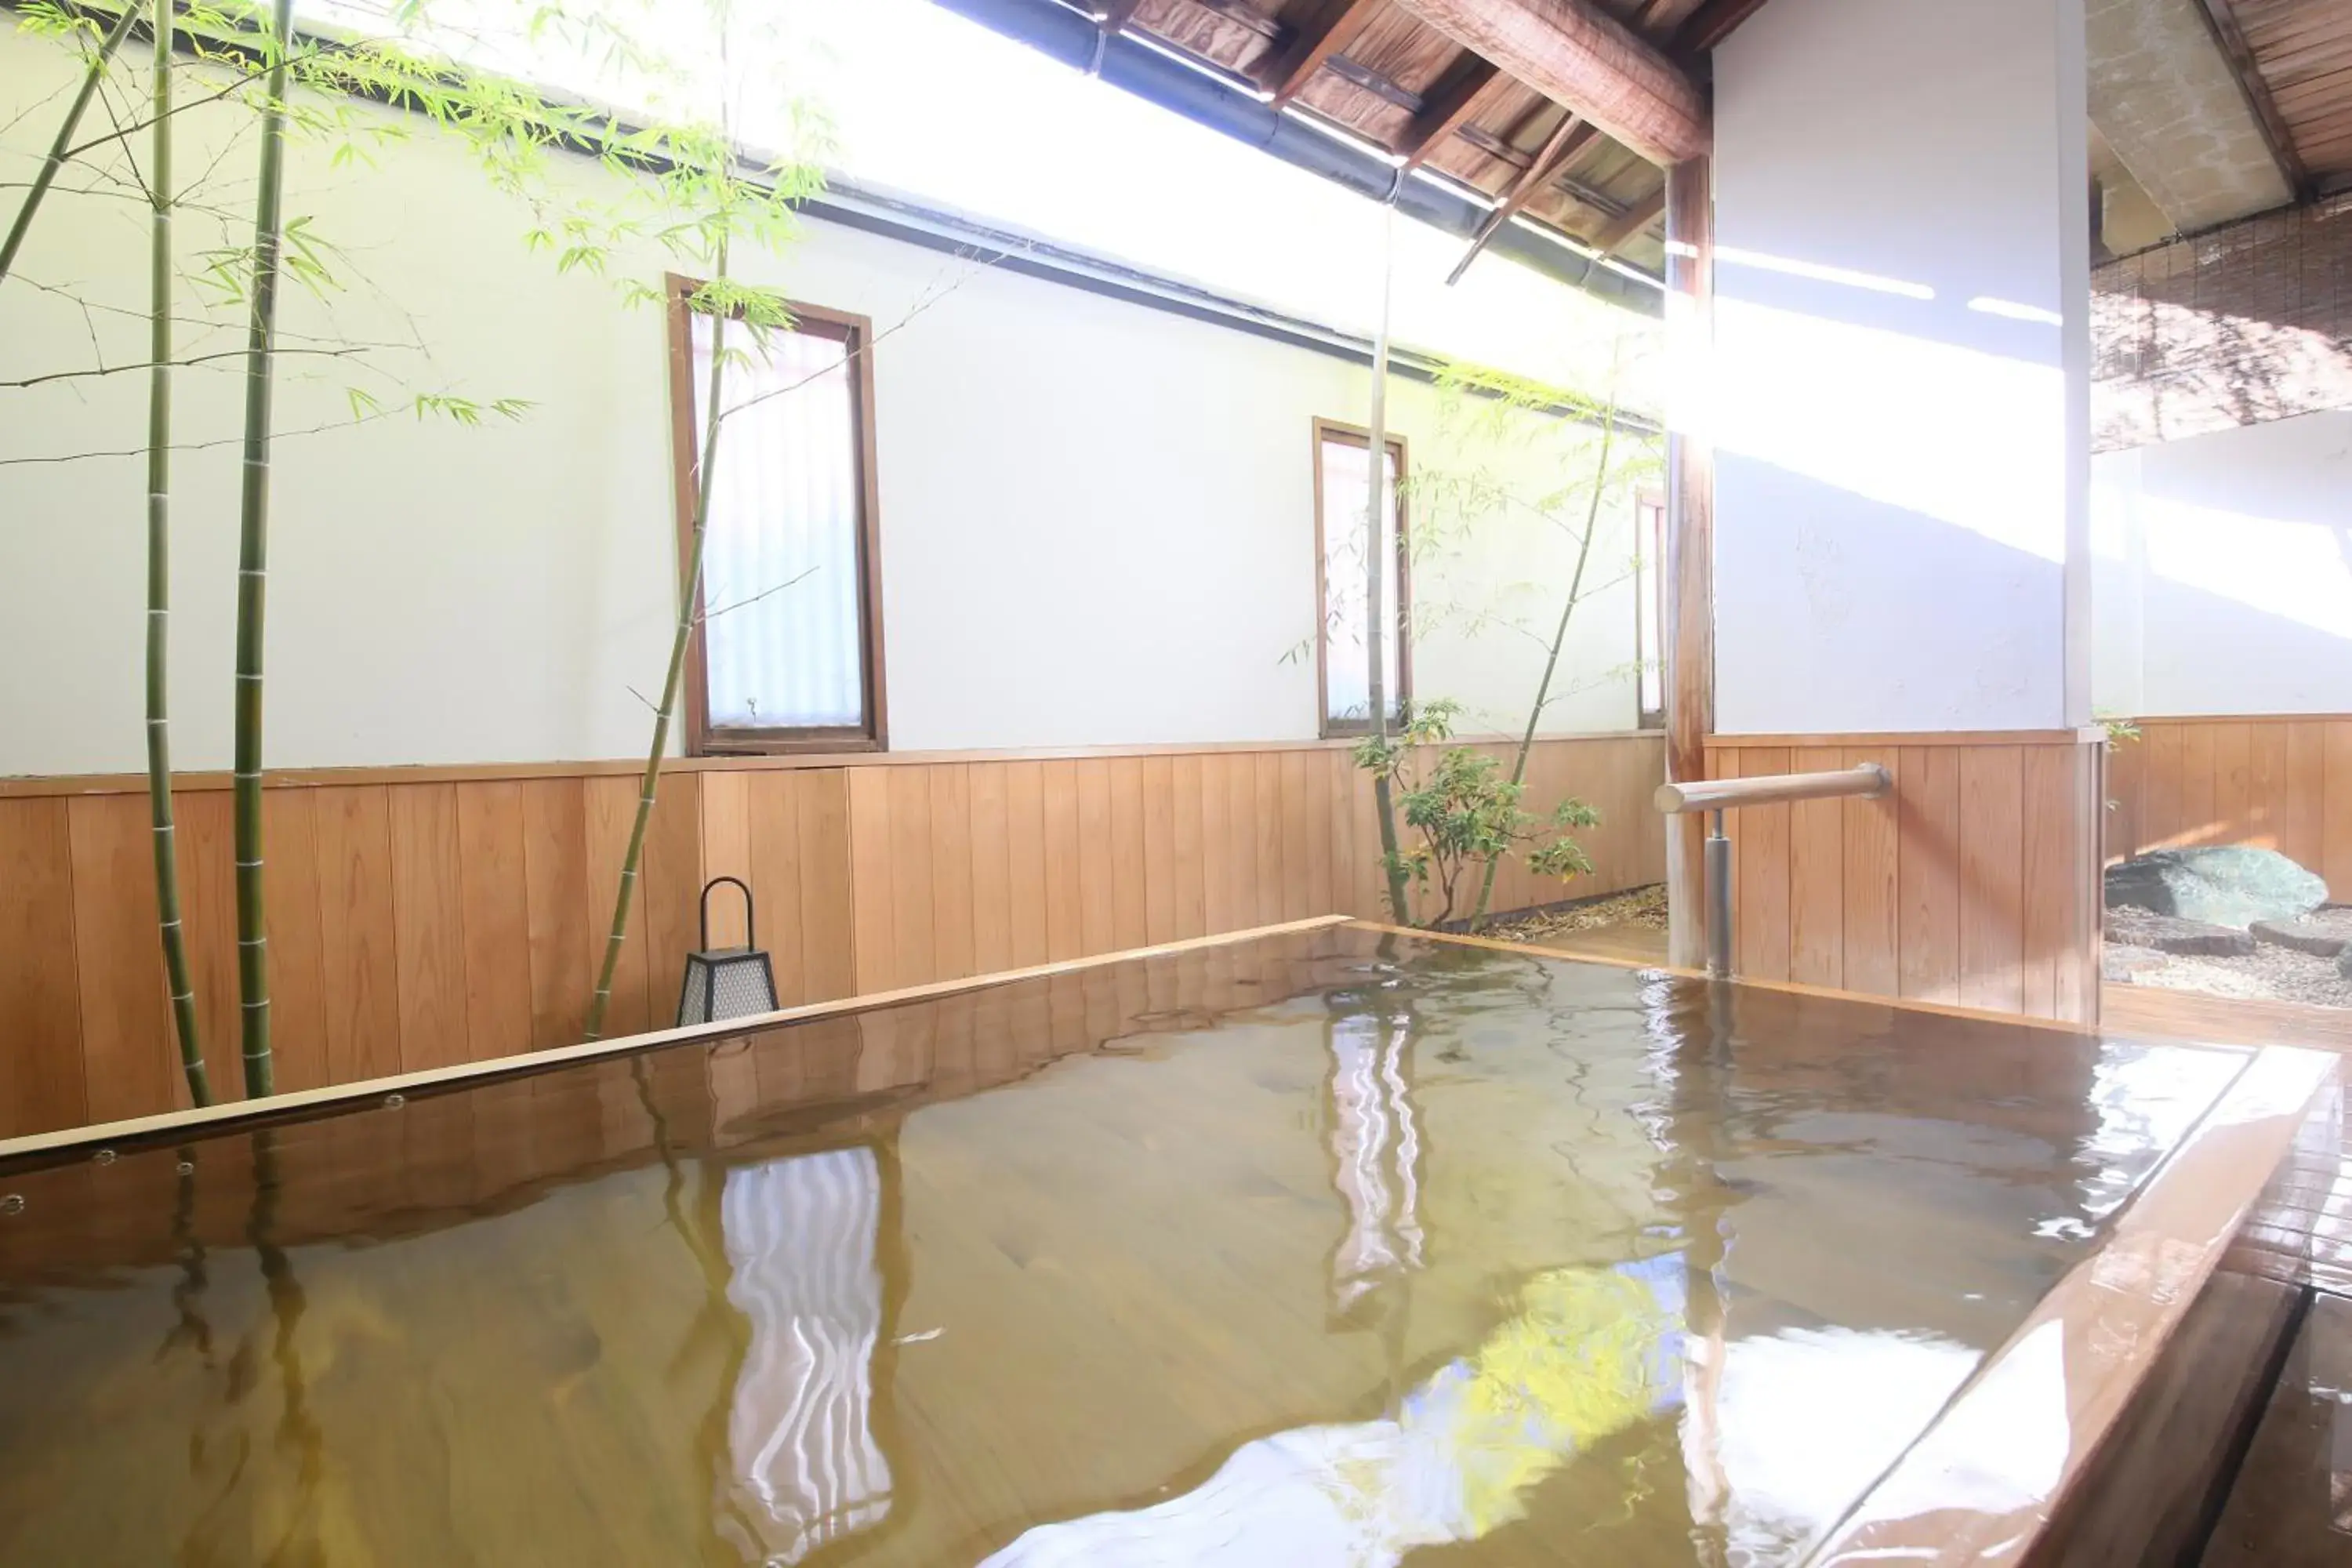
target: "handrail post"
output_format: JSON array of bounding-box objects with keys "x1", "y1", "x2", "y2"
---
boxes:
[{"x1": 1705, "y1": 808, "x2": 1732, "y2": 979}]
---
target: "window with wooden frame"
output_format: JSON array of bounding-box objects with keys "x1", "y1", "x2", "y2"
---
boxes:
[
  {"x1": 666, "y1": 275, "x2": 887, "y2": 754},
  {"x1": 1312, "y1": 419, "x2": 1410, "y2": 736},
  {"x1": 1635, "y1": 491, "x2": 1666, "y2": 731}
]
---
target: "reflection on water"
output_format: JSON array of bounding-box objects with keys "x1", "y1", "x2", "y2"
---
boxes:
[
  {"x1": 720, "y1": 1150, "x2": 892, "y2": 1565},
  {"x1": 0, "y1": 926, "x2": 2250, "y2": 1566}
]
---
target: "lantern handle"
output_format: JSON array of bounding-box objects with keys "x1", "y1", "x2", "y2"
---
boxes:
[{"x1": 699, "y1": 875, "x2": 755, "y2": 951}]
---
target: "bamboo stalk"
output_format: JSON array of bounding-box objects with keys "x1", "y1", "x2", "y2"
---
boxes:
[
  {"x1": 232, "y1": 0, "x2": 296, "y2": 1098},
  {"x1": 1364, "y1": 205, "x2": 1413, "y2": 924},
  {"x1": 585, "y1": 258, "x2": 731, "y2": 1042},
  {"x1": 146, "y1": 0, "x2": 207, "y2": 1106},
  {"x1": 0, "y1": 2, "x2": 137, "y2": 285},
  {"x1": 1468, "y1": 397, "x2": 1619, "y2": 931}
]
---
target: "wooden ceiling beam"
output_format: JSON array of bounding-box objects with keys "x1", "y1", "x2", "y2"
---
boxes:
[
  {"x1": 1446, "y1": 115, "x2": 1601, "y2": 283},
  {"x1": 1389, "y1": 0, "x2": 1709, "y2": 165},
  {"x1": 1588, "y1": 183, "x2": 1666, "y2": 252},
  {"x1": 1096, "y1": 0, "x2": 1145, "y2": 34},
  {"x1": 1672, "y1": 0, "x2": 1773, "y2": 54},
  {"x1": 2190, "y1": 0, "x2": 2312, "y2": 199},
  {"x1": 1261, "y1": 0, "x2": 1387, "y2": 106},
  {"x1": 1399, "y1": 54, "x2": 1501, "y2": 170}
]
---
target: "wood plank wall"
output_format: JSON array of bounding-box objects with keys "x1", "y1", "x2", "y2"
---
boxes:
[
  {"x1": 1705, "y1": 734, "x2": 2104, "y2": 1023},
  {"x1": 2104, "y1": 717, "x2": 2352, "y2": 892},
  {"x1": 0, "y1": 735, "x2": 1664, "y2": 1139}
]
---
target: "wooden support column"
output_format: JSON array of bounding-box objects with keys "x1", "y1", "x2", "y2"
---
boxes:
[{"x1": 1664, "y1": 155, "x2": 1715, "y2": 970}]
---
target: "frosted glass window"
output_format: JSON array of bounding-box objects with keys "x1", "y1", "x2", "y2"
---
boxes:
[
  {"x1": 688, "y1": 306, "x2": 875, "y2": 742},
  {"x1": 1637, "y1": 496, "x2": 1664, "y2": 729},
  {"x1": 1318, "y1": 430, "x2": 1406, "y2": 731}
]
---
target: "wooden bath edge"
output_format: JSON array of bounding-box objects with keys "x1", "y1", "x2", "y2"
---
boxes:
[{"x1": 1806, "y1": 1045, "x2": 2342, "y2": 1567}]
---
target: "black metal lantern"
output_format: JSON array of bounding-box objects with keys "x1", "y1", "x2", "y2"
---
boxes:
[{"x1": 677, "y1": 876, "x2": 781, "y2": 1026}]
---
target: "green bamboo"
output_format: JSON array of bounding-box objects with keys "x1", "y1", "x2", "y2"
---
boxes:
[
  {"x1": 585, "y1": 257, "x2": 731, "y2": 1042},
  {"x1": 0, "y1": 2, "x2": 137, "y2": 286},
  {"x1": 231, "y1": 0, "x2": 296, "y2": 1098},
  {"x1": 1363, "y1": 207, "x2": 1413, "y2": 924},
  {"x1": 1468, "y1": 398, "x2": 1621, "y2": 932},
  {"x1": 146, "y1": 0, "x2": 207, "y2": 1106}
]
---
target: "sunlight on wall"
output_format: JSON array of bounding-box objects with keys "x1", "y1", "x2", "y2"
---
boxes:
[
  {"x1": 300, "y1": 0, "x2": 1656, "y2": 391},
  {"x1": 1716, "y1": 289, "x2": 2068, "y2": 564}
]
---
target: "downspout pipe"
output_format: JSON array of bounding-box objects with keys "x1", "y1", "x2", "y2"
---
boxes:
[{"x1": 928, "y1": 0, "x2": 1662, "y2": 316}]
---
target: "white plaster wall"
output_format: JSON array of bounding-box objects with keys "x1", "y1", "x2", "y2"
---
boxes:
[
  {"x1": 1710, "y1": 0, "x2": 2092, "y2": 734},
  {"x1": 2092, "y1": 410, "x2": 2352, "y2": 716},
  {"x1": 0, "y1": 30, "x2": 1644, "y2": 775}
]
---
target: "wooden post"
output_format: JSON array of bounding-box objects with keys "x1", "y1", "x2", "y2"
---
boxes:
[{"x1": 1664, "y1": 155, "x2": 1715, "y2": 971}]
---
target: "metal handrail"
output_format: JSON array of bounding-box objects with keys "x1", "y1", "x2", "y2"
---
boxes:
[{"x1": 1656, "y1": 764, "x2": 1891, "y2": 978}]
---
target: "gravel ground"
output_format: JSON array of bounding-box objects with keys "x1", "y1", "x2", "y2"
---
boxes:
[
  {"x1": 1484, "y1": 884, "x2": 1667, "y2": 943},
  {"x1": 2109, "y1": 936, "x2": 2352, "y2": 1007}
]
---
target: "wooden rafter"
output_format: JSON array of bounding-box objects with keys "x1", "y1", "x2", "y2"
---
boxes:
[
  {"x1": 1446, "y1": 114, "x2": 1600, "y2": 284},
  {"x1": 1673, "y1": 0, "x2": 1773, "y2": 54},
  {"x1": 1392, "y1": 0, "x2": 1708, "y2": 165},
  {"x1": 1399, "y1": 54, "x2": 1500, "y2": 169},
  {"x1": 2190, "y1": 0, "x2": 2311, "y2": 198},
  {"x1": 1588, "y1": 184, "x2": 1666, "y2": 253},
  {"x1": 1261, "y1": 0, "x2": 1386, "y2": 106}
]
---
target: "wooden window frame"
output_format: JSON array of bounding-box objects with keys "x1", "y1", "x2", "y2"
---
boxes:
[
  {"x1": 665, "y1": 274, "x2": 890, "y2": 757},
  {"x1": 1311, "y1": 417, "x2": 1412, "y2": 739},
  {"x1": 1635, "y1": 488, "x2": 1666, "y2": 732}
]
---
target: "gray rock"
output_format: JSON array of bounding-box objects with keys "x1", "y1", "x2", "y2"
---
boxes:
[
  {"x1": 2339, "y1": 946, "x2": 2352, "y2": 982},
  {"x1": 2103, "y1": 847, "x2": 2328, "y2": 930},
  {"x1": 2253, "y1": 918, "x2": 2350, "y2": 959}
]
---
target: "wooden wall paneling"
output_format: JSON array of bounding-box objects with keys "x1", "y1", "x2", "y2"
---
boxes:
[
  {"x1": 1956, "y1": 746, "x2": 2026, "y2": 1014},
  {"x1": 2282, "y1": 722, "x2": 2326, "y2": 875},
  {"x1": 887, "y1": 765, "x2": 939, "y2": 986},
  {"x1": 1142, "y1": 755, "x2": 1178, "y2": 944},
  {"x1": 1841, "y1": 746, "x2": 1900, "y2": 996},
  {"x1": 1171, "y1": 754, "x2": 1207, "y2": 939},
  {"x1": 1042, "y1": 760, "x2": 1084, "y2": 963},
  {"x1": 1323, "y1": 750, "x2": 1356, "y2": 921},
  {"x1": 1200, "y1": 753, "x2": 1236, "y2": 933},
  {"x1": 175, "y1": 789, "x2": 241, "y2": 1104},
  {"x1": 2213, "y1": 722, "x2": 2253, "y2": 846},
  {"x1": 2326, "y1": 723, "x2": 2352, "y2": 898},
  {"x1": 520, "y1": 779, "x2": 593, "y2": 1050},
  {"x1": 1348, "y1": 753, "x2": 1381, "y2": 920},
  {"x1": 66, "y1": 794, "x2": 175, "y2": 1124},
  {"x1": 1076, "y1": 758, "x2": 1116, "y2": 957},
  {"x1": 928, "y1": 763, "x2": 976, "y2": 982},
  {"x1": 1109, "y1": 757, "x2": 1148, "y2": 950},
  {"x1": 1254, "y1": 752, "x2": 1286, "y2": 928},
  {"x1": 1281, "y1": 749, "x2": 1322, "y2": 920},
  {"x1": 2022, "y1": 746, "x2": 2078, "y2": 1020},
  {"x1": 314, "y1": 785, "x2": 404, "y2": 1083},
  {"x1": 640, "y1": 771, "x2": 706, "y2": 1029},
  {"x1": 2144, "y1": 724, "x2": 2185, "y2": 851},
  {"x1": 845, "y1": 767, "x2": 896, "y2": 995},
  {"x1": 1787, "y1": 745, "x2": 1845, "y2": 989},
  {"x1": 1003, "y1": 761, "x2": 1050, "y2": 969},
  {"x1": 699, "y1": 771, "x2": 753, "y2": 949},
  {"x1": 456, "y1": 782, "x2": 533, "y2": 1062},
  {"x1": 582, "y1": 776, "x2": 653, "y2": 1038},
  {"x1": 0, "y1": 798, "x2": 86, "y2": 1136},
  {"x1": 2248, "y1": 722, "x2": 2287, "y2": 851},
  {"x1": 2180, "y1": 721, "x2": 2219, "y2": 847},
  {"x1": 1733, "y1": 747, "x2": 1791, "y2": 982},
  {"x1": 793, "y1": 771, "x2": 857, "y2": 1000},
  {"x1": 968, "y1": 763, "x2": 1014, "y2": 977},
  {"x1": 260, "y1": 789, "x2": 330, "y2": 1091},
  {"x1": 1896, "y1": 747, "x2": 1962, "y2": 1005},
  {"x1": 389, "y1": 782, "x2": 470, "y2": 1072},
  {"x1": 742, "y1": 775, "x2": 807, "y2": 1005}
]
